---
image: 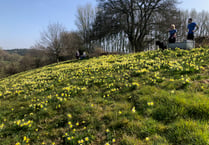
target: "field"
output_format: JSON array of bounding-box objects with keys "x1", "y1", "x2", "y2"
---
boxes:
[{"x1": 0, "y1": 48, "x2": 209, "y2": 145}]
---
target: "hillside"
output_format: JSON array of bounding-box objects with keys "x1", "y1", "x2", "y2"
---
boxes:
[{"x1": 0, "y1": 48, "x2": 209, "y2": 145}]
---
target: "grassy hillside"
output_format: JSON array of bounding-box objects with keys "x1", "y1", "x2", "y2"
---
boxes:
[{"x1": 0, "y1": 48, "x2": 209, "y2": 145}]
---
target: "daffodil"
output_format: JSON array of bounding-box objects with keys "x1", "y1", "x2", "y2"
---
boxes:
[
  {"x1": 15, "y1": 142, "x2": 21, "y2": 145},
  {"x1": 106, "y1": 129, "x2": 110, "y2": 133},
  {"x1": 0, "y1": 123, "x2": 4, "y2": 129},
  {"x1": 132, "y1": 107, "x2": 136, "y2": 113},
  {"x1": 112, "y1": 138, "x2": 116, "y2": 142},
  {"x1": 85, "y1": 137, "x2": 89, "y2": 141},
  {"x1": 147, "y1": 102, "x2": 154, "y2": 106},
  {"x1": 145, "y1": 137, "x2": 149, "y2": 141}
]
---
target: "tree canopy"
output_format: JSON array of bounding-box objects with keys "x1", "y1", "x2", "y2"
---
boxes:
[{"x1": 92, "y1": 0, "x2": 179, "y2": 52}]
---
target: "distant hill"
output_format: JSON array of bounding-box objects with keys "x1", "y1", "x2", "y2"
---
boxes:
[
  {"x1": 0, "y1": 48, "x2": 209, "y2": 145},
  {"x1": 5, "y1": 48, "x2": 30, "y2": 56}
]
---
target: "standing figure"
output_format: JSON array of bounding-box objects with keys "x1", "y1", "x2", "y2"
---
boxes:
[
  {"x1": 169, "y1": 24, "x2": 177, "y2": 43},
  {"x1": 187, "y1": 18, "x2": 199, "y2": 40},
  {"x1": 76, "y1": 50, "x2": 80, "y2": 59}
]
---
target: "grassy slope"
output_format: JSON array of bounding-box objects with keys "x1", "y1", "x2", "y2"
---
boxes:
[{"x1": 0, "y1": 48, "x2": 209, "y2": 145}]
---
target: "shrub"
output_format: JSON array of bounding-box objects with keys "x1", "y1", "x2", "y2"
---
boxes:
[{"x1": 89, "y1": 47, "x2": 104, "y2": 57}]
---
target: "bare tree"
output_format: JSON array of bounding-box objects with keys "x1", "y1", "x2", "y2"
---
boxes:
[
  {"x1": 92, "y1": 0, "x2": 179, "y2": 52},
  {"x1": 39, "y1": 22, "x2": 66, "y2": 62},
  {"x1": 98, "y1": 32, "x2": 130, "y2": 53},
  {"x1": 60, "y1": 31, "x2": 83, "y2": 59},
  {"x1": 75, "y1": 3, "x2": 97, "y2": 52},
  {"x1": 196, "y1": 10, "x2": 209, "y2": 37},
  {"x1": 177, "y1": 10, "x2": 189, "y2": 41}
]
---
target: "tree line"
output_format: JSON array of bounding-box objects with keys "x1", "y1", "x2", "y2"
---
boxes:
[{"x1": 0, "y1": 48, "x2": 51, "y2": 78}]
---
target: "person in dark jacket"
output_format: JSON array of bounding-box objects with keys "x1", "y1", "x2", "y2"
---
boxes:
[
  {"x1": 169, "y1": 24, "x2": 177, "y2": 43},
  {"x1": 187, "y1": 18, "x2": 199, "y2": 40}
]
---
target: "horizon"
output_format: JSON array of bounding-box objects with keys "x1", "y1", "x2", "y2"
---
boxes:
[{"x1": 1, "y1": 0, "x2": 209, "y2": 50}]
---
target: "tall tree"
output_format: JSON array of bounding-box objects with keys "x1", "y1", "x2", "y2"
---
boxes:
[
  {"x1": 39, "y1": 22, "x2": 66, "y2": 62},
  {"x1": 75, "y1": 4, "x2": 97, "y2": 52},
  {"x1": 93, "y1": 0, "x2": 179, "y2": 52},
  {"x1": 60, "y1": 31, "x2": 83, "y2": 59}
]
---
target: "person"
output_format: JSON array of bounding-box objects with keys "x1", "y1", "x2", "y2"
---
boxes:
[
  {"x1": 83, "y1": 51, "x2": 86, "y2": 58},
  {"x1": 168, "y1": 24, "x2": 177, "y2": 43},
  {"x1": 80, "y1": 51, "x2": 87, "y2": 60},
  {"x1": 156, "y1": 41, "x2": 167, "y2": 50},
  {"x1": 76, "y1": 50, "x2": 80, "y2": 59},
  {"x1": 187, "y1": 18, "x2": 199, "y2": 40}
]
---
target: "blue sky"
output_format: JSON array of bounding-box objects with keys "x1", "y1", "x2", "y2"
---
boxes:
[
  {"x1": 0, "y1": 0, "x2": 209, "y2": 49},
  {"x1": 179, "y1": 0, "x2": 209, "y2": 12},
  {"x1": 0, "y1": 0, "x2": 97, "y2": 49}
]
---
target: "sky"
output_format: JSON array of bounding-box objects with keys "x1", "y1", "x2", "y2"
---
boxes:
[
  {"x1": 179, "y1": 0, "x2": 209, "y2": 12},
  {"x1": 0, "y1": 0, "x2": 209, "y2": 50}
]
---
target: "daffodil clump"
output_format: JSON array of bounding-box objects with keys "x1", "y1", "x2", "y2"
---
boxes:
[
  {"x1": 63, "y1": 113, "x2": 90, "y2": 144},
  {"x1": 14, "y1": 119, "x2": 33, "y2": 128}
]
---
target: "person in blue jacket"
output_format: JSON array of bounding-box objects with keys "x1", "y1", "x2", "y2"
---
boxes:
[
  {"x1": 187, "y1": 18, "x2": 199, "y2": 40},
  {"x1": 169, "y1": 24, "x2": 177, "y2": 43}
]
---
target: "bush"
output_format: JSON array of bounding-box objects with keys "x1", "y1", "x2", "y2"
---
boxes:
[
  {"x1": 5, "y1": 63, "x2": 20, "y2": 75},
  {"x1": 89, "y1": 47, "x2": 104, "y2": 57}
]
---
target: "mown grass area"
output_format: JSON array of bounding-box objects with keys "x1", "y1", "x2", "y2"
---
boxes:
[{"x1": 0, "y1": 48, "x2": 209, "y2": 145}]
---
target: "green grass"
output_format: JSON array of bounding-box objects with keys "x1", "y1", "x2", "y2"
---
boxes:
[{"x1": 0, "y1": 48, "x2": 209, "y2": 145}]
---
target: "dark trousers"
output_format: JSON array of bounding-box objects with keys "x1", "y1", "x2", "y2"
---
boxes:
[
  {"x1": 187, "y1": 33, "x2": 194, "y2": 40},
  {"x1": 169, "y1": 37, "x2": 176, "y2": 43}
]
